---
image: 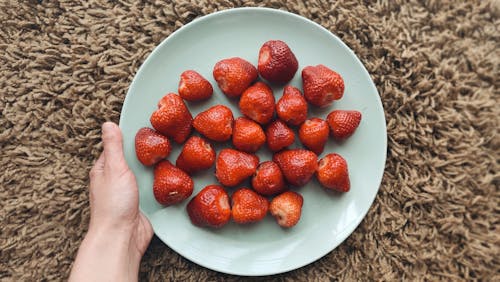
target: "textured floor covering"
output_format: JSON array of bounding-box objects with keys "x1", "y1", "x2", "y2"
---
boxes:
[{"x1": 1, "y1": 0, "x2": 499, "y2": 281}]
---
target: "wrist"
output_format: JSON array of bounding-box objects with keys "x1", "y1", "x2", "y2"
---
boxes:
[
  {"x1": 85, "y1": 224, "x2": 142, "y2": 264},
  {"x1": 70, "y1": 226, "x2": 140, "y2": 282},
  {"x1": 84, "y1": 226, "x2": 131, "y2": 253},
  {"x1": 87, "y1": 220, "x2": 133, "y2": 245}
]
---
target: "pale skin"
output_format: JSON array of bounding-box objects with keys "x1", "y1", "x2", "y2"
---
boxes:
[{"x1": 69, "y1": 122, "x2": 154, "y2": 282}]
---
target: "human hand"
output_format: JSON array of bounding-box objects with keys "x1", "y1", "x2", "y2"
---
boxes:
[{"x1": 70, "y1": 122, "x2": 154, "y2": 282}]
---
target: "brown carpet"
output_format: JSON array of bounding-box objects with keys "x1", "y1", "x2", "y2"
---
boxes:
[{"x1": 1, "y1": 0, "x2": 499, "y2": 281}]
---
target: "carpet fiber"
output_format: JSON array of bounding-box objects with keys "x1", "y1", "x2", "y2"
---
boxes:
[{"x1": 1, "y1": 0, "x2": 499, "y2": 280}]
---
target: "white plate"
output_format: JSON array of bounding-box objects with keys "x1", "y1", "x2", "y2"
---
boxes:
[{"x1": 120, "y1": 7, "x2": 387, "y2": 276}]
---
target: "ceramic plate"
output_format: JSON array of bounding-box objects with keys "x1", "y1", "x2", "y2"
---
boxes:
[{"x1": 120, "y1": 7, "x2": 387, "y2": 276}]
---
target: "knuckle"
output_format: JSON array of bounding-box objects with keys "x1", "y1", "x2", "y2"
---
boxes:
[
  {"x1": 89, "y1": 167, "x2": 97, "y2": 178},
  {"x1": 89, "y1": 164, "x2": 101, "y2": 178}
]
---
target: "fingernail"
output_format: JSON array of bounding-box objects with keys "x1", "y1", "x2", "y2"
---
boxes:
[{"x1": 102, "y1": 122, "x2": 115, "y2": 134}]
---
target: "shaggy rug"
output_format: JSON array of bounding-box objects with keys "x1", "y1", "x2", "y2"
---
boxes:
[{"x1": 1, "y1": 0, "x2": 498, "y2": 281}]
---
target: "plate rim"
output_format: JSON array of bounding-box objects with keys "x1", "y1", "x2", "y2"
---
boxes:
[{"x1": 119, "y1": 7, "x2": 387, "y2": 276}]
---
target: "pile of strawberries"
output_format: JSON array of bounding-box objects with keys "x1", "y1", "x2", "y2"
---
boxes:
[{"x1": 135, "y1": 40, "x2": 361, "y2": 229}]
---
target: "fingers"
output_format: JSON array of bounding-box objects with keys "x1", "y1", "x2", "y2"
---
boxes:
[
  {"x1": 138, "y1": 212, "x2": 155, "y2": 255},
  {"x1": 101, "y1": 122, "x2": 128, "y2": 172}
]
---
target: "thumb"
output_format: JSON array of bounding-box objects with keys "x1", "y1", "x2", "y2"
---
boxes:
[{"x1": 101, "y1": 122, "x2": 127, "y2": 171}]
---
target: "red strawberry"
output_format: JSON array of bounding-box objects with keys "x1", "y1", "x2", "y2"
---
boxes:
[
  {"x1": 134, "y1": 127, "x2": 171, "y2": 166},
  {"x1": 153, "y1": 160, "x2": 194, "y2": 206},
  {"x1": 302, "y1": 65, "x2": 345, "y2": 107},
  {"x1": 187, "y1": 185, "x2": 231, "y2": 228},
  {"x1": 178, "y1": 70, "x2": 213, "y2": 102},
  {"x1": 213, "y1": 57, "x2": 258, "y2": 98},
  {"x1": 193, "y1": 105, "x2": 234, "y2": 142},
  {"x1": 251, "y1": 161, "x2": 286, "y2": 196},
  {"x1": 231, "y1": 188, "x2": 269, "y2": 224},
  {"x1": 326, "y1": 110, "x2": 362, "y2": 140},
  {"x1": 270, "y1": 191, "x2": 303, "y2": 228},
  {"x1": 150, "y1": 93, "x2": 193, "y2": 143},
  {"x1": 266, "y1": 120, "x2": 295, "y2": 152},
  {"x1": 273, "y1": 149, "x2": 318, "y2": 187},
  {"x1": 298, "y1": 118, "x2": 330, "y2": 155},
  {"x1": 157, "y1": 94, "x2": 172, "y2": 108},
  {"x1": 276, "y1": 86, "x2": 308, "y2": 126},
  {"x1": 215, "y1": 149, "x2": 259, "y2": 187},
  {"x1": 176, "y1": 136, "x2": 215, "y2": 174},
  {"x1": 258, "y1": 40, "x2": 298, "y2": 84},
  {"x1": 317, "y1": 153, "x2": 350, "y2": 192},
  {"x1": 232, "y1": 117, "x2": 266, "y2": 153},
  {"x1": 239, "y1": 82, "x2": 275, "y2": 125}
]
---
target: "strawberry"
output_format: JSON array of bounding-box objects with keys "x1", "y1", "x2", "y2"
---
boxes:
[
  {"x1": 258, "y1": 40, "x2": 298, "y2": 84},
  {"x1": 150, "y1": 93, "x2": 193, "y2": 143},
  {"x1": 251, "y1": 161, "x2": 286, "y2": 196},
  {"x1": 178, "y1": 70, "x2": 213, "y2": 102},
  {"x1": 276, "y1": 86, "x2": 308, "y2": 126},
  {"x1": 302, "y1": 64, "x2": 345, "y2": 107},
  {"x1": 231, "y1": 188, "x2": 269, "y2": 224},
  {"x1": 213, "y1": 57, "x2": 258, "y2": 98},
  {"x1": 176, "y1": 136, "x2": 216, "y2": 174},
  {"x1": 266, "y1": 120, "x2": 295, "y2": 152},
  {"x1": 239, "y1": 82, "x2": 275, "y2": 125},
  {"x1": 232, "y1": 117, "x2": 266, "y2": 153},
  {"x1": 153, "y1": 160, "x2": 194, "y2": 206},
  {"x1": 215, "y1": 148, "x2": 259, "y2": 187},
  {"x1": 134, "y1": 127, "x2": 171, "y2": 166},
  {"x1": 298, "y1": 118, "x2": 330, "y2": 155},
  {"x1": 317, "y1": 153, "x2": 350, "y2": 192},
  {"x1": 157, "y1": 94, "x2": 172, "y2": 108},
  {"x1": 187, "y1": 185, "x2": 231, "y2": 228},
  {"x1": 326, "y1": 110, "x2": 362, "y2": 140},
  {"x1": 193, "y1": 105, "x2": 234, "y2": 142},
  {"x1": 273, "y1": 149, "x2": 318, "y2": 187},
  {"x1": 270, "y1": 191, "x2": 303, "y2": 228}
]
